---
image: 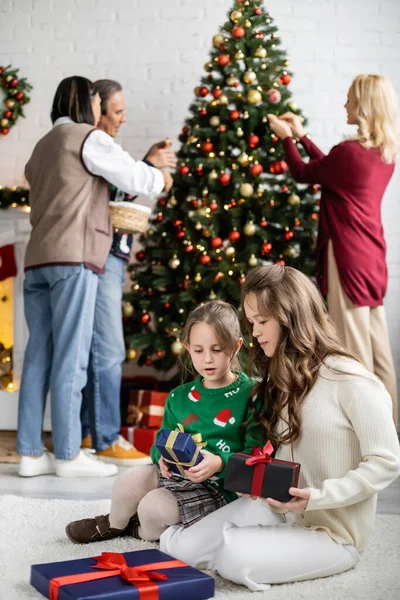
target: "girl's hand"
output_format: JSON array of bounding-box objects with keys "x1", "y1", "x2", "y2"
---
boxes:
[
  {"x1": 186, "y1": 449, "x2": 224, "y2": 483},
  {"x1": 264, "y1": 487, "x2": 311, "y2": 512},
  {"x1": 158, "y1": 456, "x2": 173, "y2": 479},
  {"x1": 267, "y1": 114, "x2": 292, "y2": 140},
  {"x1": 279, "y1": 112, "x2": 306, "y2": 138}
]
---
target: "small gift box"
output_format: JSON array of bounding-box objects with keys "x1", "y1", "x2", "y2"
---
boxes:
[
  {"x1": 224, "y1": 442, "x2": 301, "y2": 502},
  {"x1": 126, "y1": 390, "x2": 168, "y2": 428},
  {"x1": 31, "y1": 549, "x2": 214, "y2": 600},
  {"x1": 156, "y1": 426, "x2": 205, "y2": 476},
  {"x1": 120, "y1": 426, "x2": 158, "y2": 456}
]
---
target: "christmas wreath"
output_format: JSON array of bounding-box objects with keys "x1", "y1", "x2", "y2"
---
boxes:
[{"x1": 0, "y1": 64, "x2": 32, "y2": 136}]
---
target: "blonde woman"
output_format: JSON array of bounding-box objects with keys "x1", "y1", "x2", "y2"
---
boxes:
[
  {"x1": 161, "y1": 266, "x2": 400, "y2": 590},
  {"x1": 268, "y1": 74, "x2": 399, "y2": 426}
]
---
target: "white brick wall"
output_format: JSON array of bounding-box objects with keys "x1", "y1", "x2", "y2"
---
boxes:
[{"x1": 0, "y1": 0, "x2": 399, "y2": 389}]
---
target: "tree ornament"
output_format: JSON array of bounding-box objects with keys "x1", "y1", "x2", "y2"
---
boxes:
[
  {"x1": 211, "y1": 236, "x2": 223, "y2": 249},
  {"x1": 4, "y1": 111, "x2": 12, "y2": 118},
  {"x1": 200, "y1": 254, "x2": 211, "y2": 265},
  {"x1": 269, "y1": 160, "x2": 288, "y2": 174},
  {"x1": 212, "y1": 88, "x2": 223, "y2": 99},
  {"x1": 288, "y1": 193, "x2": 301, "y2": 206},
  {"x1": 195, "y1": 222, "x2": 203, "y2": 230},
  {"x1": 254, "y1": 46, "x2": 267, "y2": 58},
  {"x1": 171, "y1": 339, "x2": 183, "y2": 355},
  {"x1": 201, "y1": 141, "x2": 213, "y2": 153},
  {"x1": 194, "y1": 272, "x2": 202, "y2": 282},
  {"x1": 126, "y1": 348, "x2": 137, "y2": 360},
  {"x1": 260, "y1": 217, "x2": 268, "y2": 227},
  {"x1": 229, "y1": 109, "x2": 240, "y2": 120},
  {"x1": 213, "y1": 33, "x2": 225, "y2": 47},
  {"x1": 262, "y1": 242, "x2": 272, "y2": 254},
  {"x1": 195, "y1": 164, "x2": 204, "y2": 176},
  {"x1": 229, "y1": 230, "x2": 240, "y2": 242},
  {"x1": 226, "y1": 74, "x2": 238, "y2": 86},
  {"x1": 267, "y1": 88, "x2": 281, "y2": 104},
  {"x1": 123, "y1": 302, "x2": 134, "y2": 317},
  {"x1": 248, "y1": 134, "x2": 259, "y2": 148},
  {"x1": 209, "y1": 115, "x2": 220, "y2": 126},
  {"x1": 230, "y1": 10, "x2": 243, "y2": 22},
  {"x1": 225, "y1": 246, "x2": 236, "y2": 257},
  {"x1": 182, "y1": 125, "x2": 189, "y2": 135},
  {"x1": 287, "y1": 100, "x2": 298, "y2": 111},
  {"x1": 141, "y1": 312, "x2": 151, "y2": 324},
  {"x1": 208, "y1": 170, "x2": 218, "y2": 180},
  {"x1": 275, "y1": 259, "x2": 286, "y2": 266},
  {"x1": 16, "y1": 92, "x2": 24, "y2": 100},
  {"x1": 218, "y1": 94, "x2": 229, "y2": 105},
  {"x1": 195, "y1": 85, "x2": 208, "y2": 97},
  {"x1": 187, "y1": 135, "x2": 198, "y2": 144},
  {"x1": 186, "y1": 243, "x2": 194, "y2": 252},
  {"x1": 0, "y1": 118, "x2": 9, "y2": 127},
  {"x1": 280, "y1": 73, "x2": 291, "y2": 85},
  {"x1": 168, "y1": 255, "x2": 181, "y2": 269},
  {"x1": 232, "y1": 26, "x2": 245, "y2": 38},
  {"x1": 135, "y1": 250, "x2": 145, "y2": 262},
  {"x1": 6, "y1": 99, "x2": 15, "y2": 108},
  {"x1": 236, "y1": 127, "x2": 244, "y2": 137},
  {"x1": 210, "y1": 200, "x2": 218, "y2": 211},
  {"x1": 247, "y1": 89, "x2": 262, "y2": 104},
  {"x1": 218, "y1": 124, "x2": 227, "y2": 132},
  {"x1": 254, "y1": 7, "x2": 262, "y2": 15},
  {"x1": 1, "y1": 128, "x2": 8, "y2": 135},
  {"x1": 248, "y1": 254, "x2": 258, "y2": 267},
  {"x1": 244, "y1": 221, "x2": 256, "y2": 236},
  {"x1": 145, "y1": 358, "x2": 153, "y2": 366},
  {"x1": 284, "y1": 246, "x2": 297, "y2": 258},
  {"x1": 284, "y1": 230, "x2": 294, "y2": 240},
  {"x1": 244, "y1": 70, "x2": 257, "y2": 83},
  {"x1": 234, "y1": 49, "x2": 245, "y2": 60},
  {"x1": 238, "y1": 152, "x2": 250, "y2": 167},
  {"x1": 219, "y1": 172, "x2": 231, "y2": 186},
  {"x1": 217, "y1": 54, "x2": 230, "y2": 66},
  {"x1": 250, "y1": 162, "x2": 263, "y2": 177},
  {"x1": 244, "y1": 19, "x2": 251, "y2": 27},
  {"x1": 240, "y1": 182, "x2": 254, "y2": 197}
]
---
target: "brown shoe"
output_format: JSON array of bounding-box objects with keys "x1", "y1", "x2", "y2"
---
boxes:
[
  {"x1": 125, "y1": 513, "x2": 142, "y2": 539},
  {"x1": 65, "y1": 514, "x2": 125, "y2": 544}
]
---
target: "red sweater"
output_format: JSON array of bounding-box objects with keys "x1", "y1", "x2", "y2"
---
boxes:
[{"x1": 283, "y1": 136, "x2": 394, "y2": 307}]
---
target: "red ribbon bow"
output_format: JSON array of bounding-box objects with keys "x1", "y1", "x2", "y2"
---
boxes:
[
  {"x1": 49, "y1": 552, "x2": 187, "y2": 600},
  {"x1": 245, "y1": 441, "x2": 274, "y2": 497}
]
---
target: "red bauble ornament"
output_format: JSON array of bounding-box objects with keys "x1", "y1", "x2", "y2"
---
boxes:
[
  {"x1": 11, "y1": 78, "x2": 18, "y2": 87},
  {"x1": 211, "y1": 236, "x2": 223, "y2": 249},
  {"x1": 218, "y1": 125, "x2": 227, "y2": 132},
  {"x1": 199, "y1": 108, "x2": 207, "y2": 116},
  {"x1": 186, "y1": 244, "x2": 194, "y2": 252},
  {"x1": 232, "y1": 26, "x2": 245, "y2": 38},
  {"x1": 141, "y1": 313, "x2": 151, "y2": 324},
  {"x1": 176, "y1": 230, "x2": 185, "y2": 240},
  {"x1": 262, "y1": 242, "x2": 272, "y2": 254},
  {"x1": 4, "y1": 111, "x2": 12, "y2": 118},
  {"x1": 250, "y1": 163, "x2": 263, "y2": 176},
  {"x1": 179, "y1": 165, "x2": 190, "y2": 176},
  {"x1": 173, "y1": 219, "x2": 183, "y2": 227},
  {"x1": 164, "y1": 303, "x2": 170, "y2": 309},
  {"x1": 272, "y1": 135, "x2": 278, "y2": 142},
  {"x1": 200, "y1": 254, "x2": 211, "y2": 265},
  {"x1": 202, "y1": 141, "x2": 213, "y2": 153},
  {"x1": 284, "y1": 231, "x2": 294, "y2": 241},
  {"x1": 254, "y1": 32, "x2": 264, "y2": 39},
  {"x1": 280, "y1": 74, "x2": 291, "y2": 85},
  {"x1": 16, "y1": 92, "x2": 24, "y2": 100},
  {"x1": 254, "y1": 7, "x2": 262, "y2": 15},
  {"x1": 158, "y1": 198, "x2": 167, "y2": 206},
  {"x1": 145, "y1": 358, "x2": 153, "y2": 366},
  {"x1": 229, "y1": 230, "x2": 240, "y2": 242},
  {"x1": 156, "y1": 351, "x2": 164, "y2": 358},
  {"x1": 270, "y1": 160, "x2": 288, "y2": 174},
  {"x1": 312, "y1": 184, "x2": 319, "y2": 193},
  {"x1": 275, "y1": 259, "x2": 286, "y2": 265},
  {"x1": 213, "y1": 88, "x2": 223, "y2": 99},
  {"x1": 217, "y1": 54, "x2": 230, "y2": 66},
  {"x1": 0, "y1": 67, "x2": 5, "y2": 74},
  {"x1": 312, "y1": 213, "x2": 318, "y2": 220},
  {"x1": 248, "y1": 134, "x2": 260, "y2": 148},
  {"x1": 260, "y1": 218, "x2": 268, "y2": 227},
  {"x1": 197, "y1": 86, "x2": 209, "y2": 97},
  {"x1": 156, "y1": 214, "x2": 163, "y2": 222},
  {"x1": 182, "y1": 126, "x2": 189, "y2": 135},
  {"x1": 210, "y1": 201, "x2": 218, "y2": 211},
  {"x1": 219, "y1": 172, "x2": 231, "y2": 186},
  {"x1": 294, "y1": 219, "x2": 301, "y2": 227},
  {"x1": 135, "y1": 250, "x2": 145, "y2": 262},
  {"x1": 229, "y1": 110, "x2": 240, "y2": 120},
  {"x1": 196, "y1": 165, "x2": 204, "y2": 176},
  {"x1": 2, "y1": 128, "x2": 9, "y2": 135},
  {"x1": 214, "y1": 272, "x2": 223, "y2": 283},
  {"x1": 281, "y1": 186, "x2": 289, "y2": 193}
]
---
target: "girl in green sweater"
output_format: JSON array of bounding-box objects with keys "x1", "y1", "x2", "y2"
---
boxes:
[{"x1": 66, "y1": 300, "x2": 265, "y2": 543}]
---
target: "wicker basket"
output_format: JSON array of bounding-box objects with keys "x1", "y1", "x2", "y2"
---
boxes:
[{"x1": 109, "y1": 201, "x2": 152, "y2": 234}]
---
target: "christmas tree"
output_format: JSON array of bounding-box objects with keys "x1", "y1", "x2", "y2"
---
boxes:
[{"x1": 124, "y1": 0, "x2": 319, "y2": 372}]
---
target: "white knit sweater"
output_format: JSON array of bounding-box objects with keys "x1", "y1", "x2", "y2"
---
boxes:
[{"x1": 275, "y1": 355, "x2": 400, "y2": 551}]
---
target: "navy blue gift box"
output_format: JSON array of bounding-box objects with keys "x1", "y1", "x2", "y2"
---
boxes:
[
  {"x1": 30, "y1": 549, "x2": 214, "y2": 600},
  {"x1": 156, "y1": 428, "x2": 204, "y2": 476}
]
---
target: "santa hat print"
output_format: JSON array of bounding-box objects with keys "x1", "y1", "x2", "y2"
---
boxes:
[
  {"x1": 214, "y1": 408, "x2": 236, "y2": 428},
  {"x1": 188, "y1": 386, "x2": 201, "y2": 402}
]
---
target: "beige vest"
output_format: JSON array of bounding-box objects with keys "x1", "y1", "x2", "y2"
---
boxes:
[{"x1": 24, "y1": 123, "x2": 112, "y2": 273}]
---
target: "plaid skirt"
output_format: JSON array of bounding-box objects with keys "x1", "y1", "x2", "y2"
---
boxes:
[{"x1": 157, "y1": 470, "x2": 227, "y2": 528}]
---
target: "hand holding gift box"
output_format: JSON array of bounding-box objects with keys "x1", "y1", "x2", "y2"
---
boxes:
[
  {"x1": 224, "y1": 441, "x2": 301, "y2": 503},
  {"x1": 155, "y1": 425, "x2": 206, "y2": 476}
]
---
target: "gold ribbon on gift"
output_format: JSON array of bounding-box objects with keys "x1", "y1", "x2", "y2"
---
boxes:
[{"x1": 164, "y1": 424, "x2": 207, "y2": 477}]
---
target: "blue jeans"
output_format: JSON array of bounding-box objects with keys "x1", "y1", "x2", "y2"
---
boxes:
[
  {"x1": 81, "y1": 254, "x2": 126, "y2": 450},
  {"x1": 17, "y1": 265, "x2": 98, "y2": 460}
]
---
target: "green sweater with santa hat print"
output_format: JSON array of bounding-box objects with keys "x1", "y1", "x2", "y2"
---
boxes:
[{"x1": 150, "y1": 371, "x2": 266, "y2": 501}]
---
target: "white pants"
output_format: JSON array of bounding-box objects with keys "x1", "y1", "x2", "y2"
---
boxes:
[{"x1": 160, "y1": 497, "x2": 360, "y2": 592}]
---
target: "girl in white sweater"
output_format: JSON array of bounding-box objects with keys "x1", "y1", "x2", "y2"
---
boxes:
[{"x1": 160, "y1": 265, "x2": 400, "y2": 591}]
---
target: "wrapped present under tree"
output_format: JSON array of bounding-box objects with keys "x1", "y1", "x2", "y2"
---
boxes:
[{"x1": 155, "y1": 426, "x2": 205, "y2": 476}]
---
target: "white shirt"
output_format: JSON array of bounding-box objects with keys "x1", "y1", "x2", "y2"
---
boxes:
[{"x1": 53, "y1": 117, "x2": 164, "y2": 199}]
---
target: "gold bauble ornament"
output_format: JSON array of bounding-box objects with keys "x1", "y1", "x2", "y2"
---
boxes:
[
  {"x1": 123, "y1": 302, "x2": 134, "y2": 317},
  {"x1": 169, "y1": 196, "x2": 178, "y2": 206},
  {"x1": 208, "y1": 170, "x2": 218, "y2": 179},
  {"x1": 235, "y1": 50, "x2": 245, "y2": 60},
  {"x1": 194, "y1": 272, "x2": 202, "y2": 282},
  {"x1": 196, "y1": 207, "x2": 208, "y2": 217},
  {"x1": 225, "y1": 246, "x2": 236, "y2": 257},
  {"x1": 240, "y1": 183, "x2": 254, "y2": 197},
  {"x1": 238, "y1": 152, "x2": 250, "y2": 167},
  {"x1": 6, "y1": 75, "x2": 13, "y2": 82},
  {"x1": 126, "y1": 348, "x2": 137, "y2": 360},
  {"x1": 247, "y1": 89, "x2": 262, "y2": 104},
  {"x1": 248, "y1": 254, "x2": 258, "y2": 267},
  {"x1": 195, "y1": 222, "x2": 203, "y2": 230},
  {"x1": 6, "y1": 99, "x2": 15, "y2": 108},
  {"x1": 244, "y1": 221, "x2": 256, "y2": 236},
  {"x1": 219, "y1": 94, "x2": 229, "y2": 105},
  {"x1": 209, "y1": 115, "x2": 220, "y2": 127},
  {"x1": 230, "y1": 10, "x2": 242, "y2": 22},
  {"x1": 288, "y1": 193, "x2": 301, "y2": 206},
  {"x1": 171, "y1": 339, "x2": 183, "y2": 355},
  {"x1": 254, "y1": 46, "x2": 267, "y2": 58},
  {"x1": 244, "y1": 70, "x2": 256, "y2": 83},
  {"x1": 209, "y1": 290, "x2": 217, "y2": 300},
  {"x1": 203, "y1": 228, "x2": 211, "y2": 237},
  {"x1": 213, "y1": 33, "x2": 224, "y2": 47},
  {"x1": 226, "y1": 74, "x2": 238, "y2": 86},
  {"x1": 204, "y1": 62, "x2": 213, "y2": 72},
  {"x1": 244, "y1": 19, "x2": 251, "y2": 27},
  {"x1": 236, "y1": 127, "x2": 244, "y2": 137},
  {"x1": 187, "y1": 135, "x2": 198, "y2": 144},
  {"x1": 283, "y1": 246, "x2": 296, "y2": 258},
  {"x1": 168, "y1": 255, "x2": 181, "y2": 269},
  {"x1": 0, "y1": 118, "x2": 9, "y2": 127},
  {"x1": 287, "y1": 101, "x2": 298, "y2": 111}
]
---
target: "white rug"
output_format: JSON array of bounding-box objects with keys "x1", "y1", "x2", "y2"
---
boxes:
[{"x1": 0, "y1": 495, "x2": 399, "y2": 600}]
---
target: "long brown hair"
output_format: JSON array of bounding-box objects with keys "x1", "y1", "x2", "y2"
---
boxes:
[
  {"x1": 241, "y1": 265, "x2": 357, "y2": 448},
  {"x1": 178, "y1": 300, "x2": 242, "y2": 381}
]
